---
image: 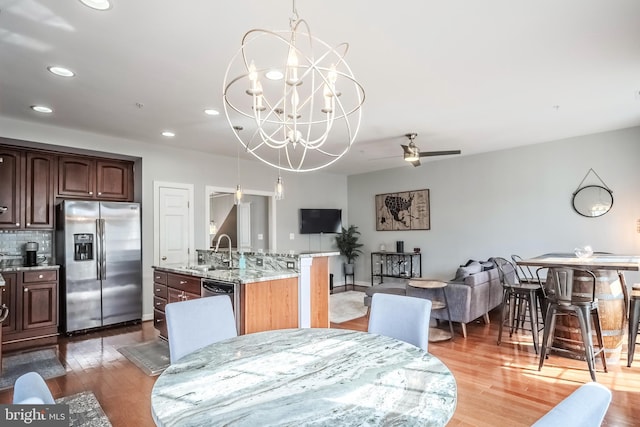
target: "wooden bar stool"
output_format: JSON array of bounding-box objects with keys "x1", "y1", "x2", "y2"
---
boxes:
[
  {"x1": 407, "y1": 279, "x2": 454, "y2": 341},
  {"x1": 627, "y1": 289, "x2": 640, "y2": 367}
]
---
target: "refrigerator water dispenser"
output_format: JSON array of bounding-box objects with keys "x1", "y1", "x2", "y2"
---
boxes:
[{"x1": 74, "y1": 234, "x2": 94, "y2": 261}]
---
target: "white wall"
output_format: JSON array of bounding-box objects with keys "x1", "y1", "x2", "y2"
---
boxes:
[
  {"x1": 0, "y1": 116, "x2": 348, "y2": 318},
  {"x1": 348, "y1": 126, "x2": 640, "y2": 285}
]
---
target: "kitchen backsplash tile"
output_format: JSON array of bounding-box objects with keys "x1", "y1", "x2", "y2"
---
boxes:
[{"x1": 0, "y1": 230, "x2": 53, "y2": 265}]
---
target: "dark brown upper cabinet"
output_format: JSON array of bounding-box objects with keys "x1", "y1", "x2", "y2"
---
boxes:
[
  {"x1": 0, "y1": 147, "x2": 55, "y2": 229},
  {"x1": 58, "y1": 156, "x2": 133, "y2": 201}
]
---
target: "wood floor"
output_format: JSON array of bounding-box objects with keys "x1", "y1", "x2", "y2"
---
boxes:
[{"x1": 1, "y1": 309, "x2": 639, "y2": 426}]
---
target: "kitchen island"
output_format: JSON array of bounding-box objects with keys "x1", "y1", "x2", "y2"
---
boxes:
[{"x1": 153, "y1": 250, "x2": 337, "y2": 337}]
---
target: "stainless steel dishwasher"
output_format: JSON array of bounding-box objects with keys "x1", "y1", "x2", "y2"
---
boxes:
[{"x1": 201, "y1": 279, "x2": 240, "y2": 333}]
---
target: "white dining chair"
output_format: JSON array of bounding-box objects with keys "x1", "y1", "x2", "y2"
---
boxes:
[
  {"x1": 13, "y1": 372, "x2": 55, "y2": 404},
  {"x1": 531, "y1": 382, "x2": 611, "y2": 427},
  {"x1": 165, "y1": 295, "x2": 237, "y2": 363},
  {"x1": 368, "y1": 293, "x2": 432, "y2": 352}
]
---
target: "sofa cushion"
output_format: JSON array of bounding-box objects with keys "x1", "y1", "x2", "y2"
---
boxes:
[{"x1": 463, "y1": 268, "x2": 497, "y2": 288}]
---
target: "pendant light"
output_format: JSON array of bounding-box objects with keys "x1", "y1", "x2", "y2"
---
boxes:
[
  {"x1": 275, "y1": 149, "x2": 285, "y2": 201},
  {"x1": 234, "y1": 126, "x2": 243, "y2": 205}
]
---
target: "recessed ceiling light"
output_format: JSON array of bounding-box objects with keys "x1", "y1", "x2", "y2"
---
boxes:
[
  {"x1": 79, "y1": 0, "x2": 111, "y2": 11},
  {"x1": 47, "y1": 66, "x2": 75, "y2": 77},
  {"x1": 204, "y1": 109, "x2": 220, "y2": 116},
  {"x1": 265, "y1": 70, "x2": 284, "y2": 80},
  {"x1": 31, "y1": 105, "x2": 53, "y2": 114},
  {"x1": 161, "y1": 131, "x2": 175, "y2": 137}
]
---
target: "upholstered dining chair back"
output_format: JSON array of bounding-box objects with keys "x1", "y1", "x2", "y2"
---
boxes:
[
  {"x1": 368, "y1": 293, "x2": 432, "y2": 352},
  {"x1": 13, "y1": 372, "x2": 55, "y2": 404},
  {"x1": 531, "y1": 382, "x2": 611, "y2": 427},
  {"x1": 166, "y1": 295, "x2": 237, "y2": 363}
]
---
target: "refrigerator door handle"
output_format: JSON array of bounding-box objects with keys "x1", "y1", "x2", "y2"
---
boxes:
[
  {"x1": 99, "y1": 218, "x2": 107, "y2": 279},
  {"x1": 96, "y1": 219, "x2": 102, "y2": 280}
]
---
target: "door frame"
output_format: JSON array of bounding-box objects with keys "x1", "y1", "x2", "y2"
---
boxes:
[
  {"x1": 205, "y1": 185, "x2": 277, "y2": 252},
  {"x1": 153, "y1": 181, "x2": 195, "y2": 265}
]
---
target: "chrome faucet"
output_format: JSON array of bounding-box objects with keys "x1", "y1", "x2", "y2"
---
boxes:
[{"x1": 214, "y1": 234, "x2": 233, "y2": 268}]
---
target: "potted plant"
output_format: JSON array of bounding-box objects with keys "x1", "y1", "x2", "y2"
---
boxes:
[{"x1": 335, "y1": 225, "x2": 364, "y2": 275}]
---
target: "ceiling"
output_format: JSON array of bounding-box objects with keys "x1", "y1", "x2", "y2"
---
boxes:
[{"x1": 1, "y1": 0, "x2": 639, "y2": 175}]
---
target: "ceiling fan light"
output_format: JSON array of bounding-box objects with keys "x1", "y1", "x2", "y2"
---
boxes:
[{"x1": 404, "y1": 148, "x2": 419, "y2": 162}]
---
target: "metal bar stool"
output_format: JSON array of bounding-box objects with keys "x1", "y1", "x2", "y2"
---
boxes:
[
  {"x1": 407, "y1": 279, "x2": 454, "y2": 341},
  {"x1": 495, "y1": 257, "x2": 543, "y2": 354},
  {"x1": 538, "y1": 268, "x2": 607, "y2": 382},
  {"x1": 627, "y1": 289, "x2": 640, "y2": 367}
]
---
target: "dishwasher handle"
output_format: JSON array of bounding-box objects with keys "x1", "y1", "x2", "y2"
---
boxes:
[{"x1": 202, "y1": 282, "x2": 235, "y2": 294}]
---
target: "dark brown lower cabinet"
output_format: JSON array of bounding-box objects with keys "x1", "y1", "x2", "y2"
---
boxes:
[{"x1": 2, "y1": 269, "x2": 59, "y2": 351}]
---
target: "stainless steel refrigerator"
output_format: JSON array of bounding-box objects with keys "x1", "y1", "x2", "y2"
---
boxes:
[{"x1": 56, "y1": 200, "x2": 142, "y2": 333}]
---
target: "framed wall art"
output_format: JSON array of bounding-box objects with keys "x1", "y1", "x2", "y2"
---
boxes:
[{"x1": 375, "y1": 189, "x2": 430, "y2": 231}]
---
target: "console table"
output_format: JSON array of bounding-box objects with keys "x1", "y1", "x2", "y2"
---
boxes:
[{"x1": 371, "y1": 252, "x2": 422, "y2": 286}]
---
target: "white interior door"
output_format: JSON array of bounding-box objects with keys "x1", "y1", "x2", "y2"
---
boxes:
[{"x1": 155, "y1": 182, "x2": 193, "y2": 266}]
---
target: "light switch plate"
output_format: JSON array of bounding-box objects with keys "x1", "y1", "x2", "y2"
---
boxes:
[
  {"x1": 289, "y1": 233, "x2": 295, "y2": 240},
  {"x1": 256, "y1": 258, "x2": 264, "y2": 267},
  {"x1": 287, "y1": 261, "x2": 295, "y2": 269}
]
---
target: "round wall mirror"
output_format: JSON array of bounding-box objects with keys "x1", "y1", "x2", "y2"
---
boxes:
[{"x1": 572, "y1": 185, "x2": 613, "y2": 218}]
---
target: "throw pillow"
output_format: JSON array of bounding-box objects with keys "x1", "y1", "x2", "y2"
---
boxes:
[
  {"x1": 453, "y1": 261, "x2": 482, "y2": 280},
  {"x1": 480, "y1": 261, "x2": 494, "y2": 271}
]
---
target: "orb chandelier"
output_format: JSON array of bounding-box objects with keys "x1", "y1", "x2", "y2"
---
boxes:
[{"x1": 223, "y1": 0, "x2": 365, "y2": 172}]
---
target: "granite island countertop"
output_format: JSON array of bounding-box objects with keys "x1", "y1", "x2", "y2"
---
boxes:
[{"x1": 153, "y1": 265, "x2": 298, "y2": 284}]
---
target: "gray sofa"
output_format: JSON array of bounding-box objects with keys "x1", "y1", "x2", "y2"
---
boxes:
[{"x1": 364, "y1": 260, "x2": 503, "y2": 337}]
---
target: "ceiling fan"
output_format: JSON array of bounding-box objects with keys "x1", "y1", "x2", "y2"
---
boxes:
[{"x1": 401, "y1": 133, "x2": 461, "y2": 167}]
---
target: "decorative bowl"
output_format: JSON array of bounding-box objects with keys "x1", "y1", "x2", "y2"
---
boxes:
[{"x1": 574, "y1": 245, "x2": 594, "y2": 259}]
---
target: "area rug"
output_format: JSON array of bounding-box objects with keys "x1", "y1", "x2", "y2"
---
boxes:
[
  {"x1": 57, "y1": 391, "x2": 112, "y2": 427},
  {"x1": 330, "y1": 291, "x2": 368, "y2": 323},
  {"x1": 0, "y1": 349, "x2": 66, "y2": 391},
  {"x1": 117, "y1": 339, "x2": 170, "y2": 376}
]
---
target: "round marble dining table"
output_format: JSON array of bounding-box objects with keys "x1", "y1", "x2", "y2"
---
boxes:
[{"x1": 151, "y1": 328, "x2": 457, "y2": 426}]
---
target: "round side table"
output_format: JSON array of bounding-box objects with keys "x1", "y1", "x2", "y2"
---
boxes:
[{"x1": 408, "y1": 279, "x2": 454, "y2": 342}]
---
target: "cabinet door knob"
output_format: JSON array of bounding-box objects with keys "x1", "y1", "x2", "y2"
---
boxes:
[
  {"x1": 26, "y1": 223, "x2": 30, "y2": 227},
  {"x1": 179, "y1": 280, "x2": 187, "y2": 285},
  {"x1": 16, "y1": 222, "x2": 20, "y2": 226},
  {"x1": 161, "y1": 256, "x2": 167, "y2": 261},
  {"x1": 24, "y1": 287, "x2": 29, "y2": 292},
  {"x1": 155, "y1": 288, "x2": 160, "y2": 292},
  {"x1": 98, "y1": 192, "x2": 102, "y2": 195},
  {"x1": 89, "y1": 191, "x2": 94, "y2": 195},
  {"x1": 38, "y1": 274, "x2": 43, "y2": 279}
]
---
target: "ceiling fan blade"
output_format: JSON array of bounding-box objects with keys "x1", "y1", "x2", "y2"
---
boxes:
[
  {"x1": 419, "y1": 150, "x2": 461, "y2": 157},
  {"x1": 400, "y1": 144, "x2": 411, "y2": 154}
]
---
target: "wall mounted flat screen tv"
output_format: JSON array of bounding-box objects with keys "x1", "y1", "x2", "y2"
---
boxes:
[{"x1": 299, "y1": 209, "x2": 342, "y2": 234}]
